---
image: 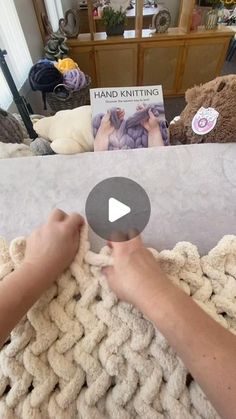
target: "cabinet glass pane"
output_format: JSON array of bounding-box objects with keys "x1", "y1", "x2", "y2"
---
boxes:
[
  {"x1": 142, "y1": 44, "x2": 181, "y2": 94},
  {"x1": 95, "y1": 45, "x2": 137, "y2": 86},
  {"x1": 181, "y1": 42, "x2": 224, "y2": 91}
]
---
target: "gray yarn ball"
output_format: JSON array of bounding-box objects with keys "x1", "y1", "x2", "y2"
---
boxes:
[{"x1": 30, "y1": 137, "x2": 55, "y2": 156}]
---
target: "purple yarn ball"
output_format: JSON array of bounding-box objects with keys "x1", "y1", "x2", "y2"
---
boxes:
[{"x1": 63, "y1": 69, "x2": 87, "y2": 90}]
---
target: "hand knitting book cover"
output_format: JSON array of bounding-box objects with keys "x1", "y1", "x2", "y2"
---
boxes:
[{"x1": 90, "y1": 85, "x2": 169, "y2": 151}]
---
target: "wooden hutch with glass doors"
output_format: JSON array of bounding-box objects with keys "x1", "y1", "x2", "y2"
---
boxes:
[{"x1": 33, "y1": 0, "x2": 234, "y2": 95}]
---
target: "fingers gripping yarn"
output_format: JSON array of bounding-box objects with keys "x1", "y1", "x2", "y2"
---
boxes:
[
  {"x1": 1, "y1": 229, "x2": 236, "y2": 418},
  {"x1": 92, "y1": 105, "x2": 169, "y2": 150}
]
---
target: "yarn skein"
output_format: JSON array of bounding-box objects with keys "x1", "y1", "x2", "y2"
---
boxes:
[
  {"x1": 63, "y1": 69, "x2": 87, "y2": 91},
  {"x1": 29, "y1": 62, "x2": 63, "y2": 110},
  {"x1": 54, "y1": 58, "x2": 79, "y2": 74},
  {"x1": 0, "y1": 109, "x2": 24, "y2": 144}
]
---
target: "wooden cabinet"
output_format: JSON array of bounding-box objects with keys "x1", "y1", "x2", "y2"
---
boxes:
[
  {"x1": 33, "y1": 0, "x2": 233, "y2": 97},
  {"x1": 139, "y1": 34, "x2": 231, "y2": 95},
  {"x1": 69, "y1": 43, "x2": 138, "y2": 88},
  {"x1": 179, "y1": 37, "x2": 230, "y2": 93},
  {"x1": 95, "y1": 44, "x2": 137, "y2": 87},
  {"x1": 69, "y1": 46, "x2": 97, "y2": 87},
  {"x1": 139, "y1": 41, "x2": 184, "y2": 95},
  {"x1": 67, "y1": 28, "x2": 232, "y2": 95}
]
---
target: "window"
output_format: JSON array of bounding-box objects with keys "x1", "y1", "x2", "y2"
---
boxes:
[
  {"x1": 0, "y1": 0, "x2": 33, "y2": 109},
  {"x1": 44, "y1": 0, "x2": 64, "y2": 32}
]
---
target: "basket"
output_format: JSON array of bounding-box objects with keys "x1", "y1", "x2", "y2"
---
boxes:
[{"x1": 46, "y1": 75, "x2": 91, "y2": 113}]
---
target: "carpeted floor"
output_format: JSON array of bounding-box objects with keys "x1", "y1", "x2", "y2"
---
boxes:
[{"x1": 164, "y1": 49, "x2": 236, "y2": 124}]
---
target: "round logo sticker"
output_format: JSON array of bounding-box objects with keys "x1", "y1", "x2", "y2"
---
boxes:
[{"x1": 192, "y1": 107, "x2": 219, "y2": 136}]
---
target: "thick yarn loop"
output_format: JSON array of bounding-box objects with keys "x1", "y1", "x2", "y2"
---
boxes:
[{"x1": 0, "y1": 228, "x2": 236, "y2": 418}]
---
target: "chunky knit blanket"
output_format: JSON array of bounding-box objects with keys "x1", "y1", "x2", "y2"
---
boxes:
[
  {"x1": 0, "y1": 228, "x2": 236, "y2": 419},
  {"x1": 92, "y1": 105, "x2": 169, "y2": 150}
]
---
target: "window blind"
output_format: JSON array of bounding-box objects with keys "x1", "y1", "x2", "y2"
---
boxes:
[
  {"x1": 0, "y1": 0, "x2": 33, "y2": 109},
  {"x1": 44, "y1": 0, "x2": 64, "y2": 32}
]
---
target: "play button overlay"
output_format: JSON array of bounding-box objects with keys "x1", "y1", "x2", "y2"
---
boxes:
[
  {"x1": 109, "y1": 198, "x2": 131, "y2": 222},
  {"x1": 85, "y1": 177, "x2": 151, "y2": 242}
]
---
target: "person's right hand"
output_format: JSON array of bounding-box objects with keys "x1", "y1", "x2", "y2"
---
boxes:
[
  {"x1": 142, "y1": 109, "x2": 161, "y2": 133},
  {"x1": 103, "y1": 235, "x2": 171, "y2": 315}
]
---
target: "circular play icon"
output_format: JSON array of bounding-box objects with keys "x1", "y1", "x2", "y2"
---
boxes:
[{"x1": 85, "y1": 177, "x2": 151, "y2": 242}]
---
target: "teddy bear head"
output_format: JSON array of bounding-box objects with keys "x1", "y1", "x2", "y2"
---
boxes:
[
  {"x1": 34, "y1": 105, "x2": 94, "y2": 154},
  {"x1": 169, "y1": 75, "x2": 236, "y2": 145}
]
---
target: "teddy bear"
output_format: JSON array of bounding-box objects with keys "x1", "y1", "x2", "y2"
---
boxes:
[
  {"x1": 169, "y1": 75, "x2": 236, "y2": 145},
  {"x1": 33, "y1": 105, "x2": 94, "y2": 154}
]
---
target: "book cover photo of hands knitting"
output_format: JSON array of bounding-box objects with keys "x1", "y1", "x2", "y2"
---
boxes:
[{"x1": 90, "y1": 85, "x2": 169, "y2": 151}]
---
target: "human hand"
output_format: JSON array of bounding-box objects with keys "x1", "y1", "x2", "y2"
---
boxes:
[
  {"x1": 99, "y1": 111, "x2": 115, "y2": 136},
  {"x1": 23, "y1": 209, "x2": 84, "y2": 282},
  {"x1": 142, "y1": 109, "x2": 161, "y2": 133},
  {"x1": 103, "y1": 234, "x2": 171, "y2": 316}
]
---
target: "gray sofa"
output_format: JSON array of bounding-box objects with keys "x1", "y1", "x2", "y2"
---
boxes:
[{"x1": 0, "y1": 143, "x2": 235, "y2": 255}]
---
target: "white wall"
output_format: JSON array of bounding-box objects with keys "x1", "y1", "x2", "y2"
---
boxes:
[
  {"x1": 8, "y1": 0, "x2": 46, "y2": 114},
  {"x1": 14, "y1": 0, "x2": 43, "y2": 62},
  {"x1": 163, "y1": 0, "x2": 180, "y2": 27}
]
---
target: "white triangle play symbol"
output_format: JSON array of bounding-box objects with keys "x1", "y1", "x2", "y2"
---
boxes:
[{"x1": 108, "y1": 197, "x2": 131, "y2": 223}]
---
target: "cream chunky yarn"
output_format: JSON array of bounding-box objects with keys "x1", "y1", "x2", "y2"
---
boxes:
[{"x1": 0, "y1": 227, "x2": 236, "y2": 419}]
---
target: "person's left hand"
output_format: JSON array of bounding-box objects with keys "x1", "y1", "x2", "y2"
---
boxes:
[
  {"x1": 23, "y1": 209, "x2": 84, "y2": 281},
  {"x1": 99, "y1": 111, "x2": 115, "y2": 136},
  {"x1": 141, "y1": 109, "x2": 161, "y2": 133}
]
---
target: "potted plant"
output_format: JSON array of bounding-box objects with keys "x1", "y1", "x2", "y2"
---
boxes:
[
  {"x1": 102, "y1": 7, "x2": 127, "y2": 36},
  {"x1": 197, "y1": 0, "x2": 223, "y2": 7}
]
